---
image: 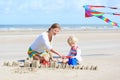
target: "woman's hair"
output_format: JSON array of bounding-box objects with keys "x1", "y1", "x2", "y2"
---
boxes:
[
  {"x1": 67, "y1": 36, "x2": 78, "y2": 45},
  {"x1": 48, "y1": 23, "x2": 61, "y2": 31}
]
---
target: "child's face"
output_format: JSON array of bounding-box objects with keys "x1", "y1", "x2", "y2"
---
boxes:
[{"x1": 68, "y1": 42, "x2": 76, "y2": 47}]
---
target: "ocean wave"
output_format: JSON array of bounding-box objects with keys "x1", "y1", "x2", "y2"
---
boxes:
[{"x1": 0, "y1": 24, "x2": 119, "y2": 31}]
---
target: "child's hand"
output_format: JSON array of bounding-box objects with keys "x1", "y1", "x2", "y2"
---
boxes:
[
  {"x1": 71, "y1": 56, "x2": 75, "y2": 58},
  {"x1": 66, "y1": 56, "x2": 72, "y2": 58},
  {"x1": 62, "y1": 56, "x2": 66, "y2": 59}
]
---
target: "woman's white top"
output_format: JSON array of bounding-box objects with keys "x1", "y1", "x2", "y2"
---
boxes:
[{"x1": 30, "y1": 32, "x2": 53, "y2": 53}]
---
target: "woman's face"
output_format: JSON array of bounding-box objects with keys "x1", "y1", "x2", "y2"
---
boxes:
[{"x1": 50, "y1": 28, "x2": 60, "y2": 36}]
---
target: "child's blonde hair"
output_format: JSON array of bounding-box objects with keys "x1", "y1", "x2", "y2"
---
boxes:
[{"x1": 67, "y1": 36, "x2": 78, "y2": 45}]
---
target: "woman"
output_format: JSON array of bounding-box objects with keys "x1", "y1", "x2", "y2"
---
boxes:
[{"x1": 27, "y1": 23, "x2": 62, "y2": 64}]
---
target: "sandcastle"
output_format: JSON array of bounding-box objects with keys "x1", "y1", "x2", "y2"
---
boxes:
[{"x1": 3, "y1": 58, "x2": 98, "y2": 73}]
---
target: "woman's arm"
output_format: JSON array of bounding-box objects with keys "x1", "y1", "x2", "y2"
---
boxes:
[{"x1": 50, "y1": 48, "x2": 62, "y2": 57}]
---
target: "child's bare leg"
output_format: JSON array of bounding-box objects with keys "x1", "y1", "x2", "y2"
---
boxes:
[{"x1": 62, "y1": 58, "x2": 68, "y2": 64}]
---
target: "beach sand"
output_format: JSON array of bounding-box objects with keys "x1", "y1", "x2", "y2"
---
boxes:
[{"x1": 0, "y1": 29, "x2": 120, "y2": 80}]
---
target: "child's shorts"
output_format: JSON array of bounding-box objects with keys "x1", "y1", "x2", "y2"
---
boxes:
[{"x1": 68, "y1": 58, "x2": 78, "y2": 65}]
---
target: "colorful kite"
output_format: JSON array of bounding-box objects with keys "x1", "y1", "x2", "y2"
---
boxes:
[{"x1": 83, "y1": 5, "x2": 120, "y2": 27}]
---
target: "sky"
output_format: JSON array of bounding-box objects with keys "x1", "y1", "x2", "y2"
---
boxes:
[{"x1": 0, "y1": 0, "x2": 120, "y2": 25}]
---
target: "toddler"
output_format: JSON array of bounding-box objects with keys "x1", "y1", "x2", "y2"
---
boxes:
[{"x1": 63, "y1": 36, "x2": 82, "y2": 65}]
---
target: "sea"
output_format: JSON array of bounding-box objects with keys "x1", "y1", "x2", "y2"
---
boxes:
[{"x1": 0, "y1": 24, "x2": 119, "y2": 31}]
